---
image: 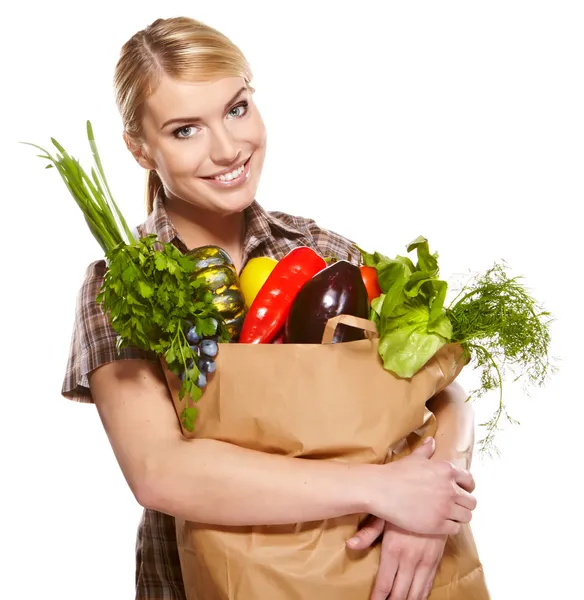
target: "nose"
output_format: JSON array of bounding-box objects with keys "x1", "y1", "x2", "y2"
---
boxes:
[{"x1": 209, "y1": 124, "x2": 240, "y2": 166}]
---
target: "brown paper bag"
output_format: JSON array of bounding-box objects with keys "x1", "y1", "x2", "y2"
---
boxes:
[{"x1": 162, "y1": 315, "x2": 490, "y2": 600}]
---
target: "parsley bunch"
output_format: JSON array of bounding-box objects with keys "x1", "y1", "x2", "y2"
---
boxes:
[
  {"x1": 24, "y1": 121, "x2": 225, "y2": 429},
  {"x1": 98, "y1": 235, "x2": 227, "y2": 430}
]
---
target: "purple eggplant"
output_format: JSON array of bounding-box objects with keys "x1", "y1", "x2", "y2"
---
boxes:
[{"x1": 283, "y1": 260, "x2": 369, "y2": 344}]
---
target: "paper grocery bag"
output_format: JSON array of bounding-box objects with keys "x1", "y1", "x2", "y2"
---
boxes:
[{"x1": 162, "y1": 315, "x2": 489, "y2": 600}]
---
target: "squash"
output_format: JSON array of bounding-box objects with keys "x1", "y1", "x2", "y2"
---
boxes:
[{"x1": 187, "y1": 245, "x2": 247, "y2": 341}]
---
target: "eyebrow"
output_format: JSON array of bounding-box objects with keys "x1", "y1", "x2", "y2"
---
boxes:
[{"x1": 160, "y1": 86, "x2": 248, "y2": 130}]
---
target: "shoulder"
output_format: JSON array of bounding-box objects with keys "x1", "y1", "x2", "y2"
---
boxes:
[
  {"x1": 77, "y1": 259, "x2": 107, "y2": 304},
  {"x1": 62, "y1": 259, "x2": 153, "y2": 403},
  {"x1": 267, "y1": 210, "x2": 363, "y2": 266}
]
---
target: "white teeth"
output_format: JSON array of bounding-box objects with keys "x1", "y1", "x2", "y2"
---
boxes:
[{"x1": 214, "y1": 164, "x2": 245, "y2": 181}]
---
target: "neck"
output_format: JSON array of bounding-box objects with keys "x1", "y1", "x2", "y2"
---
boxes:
[{"x1": 164, "y1": 196, "x2": 247, "y2": 271}]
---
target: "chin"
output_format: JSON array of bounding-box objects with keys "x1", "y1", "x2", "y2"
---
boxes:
[{"x1": 208, "y1": 189, "x2": 257, "y2": 215}]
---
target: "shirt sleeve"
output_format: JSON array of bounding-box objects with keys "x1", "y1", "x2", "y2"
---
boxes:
[{"x1": 61, "y1": 260, "x2": 155, "y2": 404}]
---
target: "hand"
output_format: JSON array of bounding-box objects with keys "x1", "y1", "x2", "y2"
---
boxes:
[
  {"x1": 366, "y1": 437, "x2": 477, "y2": 536},
  {"x1": 347, "y1": 517, "x2": 447, "y2": 600}
]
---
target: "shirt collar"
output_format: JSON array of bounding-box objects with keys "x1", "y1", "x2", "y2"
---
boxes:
[
  {"x1": 140, "y1": 193, "x2": 183, "y2": 247},
  {"x1": 139, "y1": 192, "x2": 309, "y2": 255}
]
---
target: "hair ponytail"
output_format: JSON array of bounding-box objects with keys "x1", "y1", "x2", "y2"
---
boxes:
[{"x1": 145, "y1": 170, "x2": 163, "y2": 215}]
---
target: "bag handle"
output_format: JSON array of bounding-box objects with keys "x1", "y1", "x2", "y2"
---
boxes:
[{"x1": 321, "y1": 314, "x2": 379, "y2": 344}]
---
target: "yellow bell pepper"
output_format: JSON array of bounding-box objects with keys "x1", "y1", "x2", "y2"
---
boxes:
[{"x1": 239, "y1": 256, "x2": 278, "y2": 308}]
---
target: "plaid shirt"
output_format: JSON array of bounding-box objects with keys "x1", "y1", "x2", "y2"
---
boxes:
[{"x1": 62, "y1": 194, "x2": 362, "y2": 599}]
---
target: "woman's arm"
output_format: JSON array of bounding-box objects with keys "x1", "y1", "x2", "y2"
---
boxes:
[
  {"x1": 90, "y1": 359, "x2": 361, "y2": 524},
  {"x1": 426, "y1": 381, "x2": 475, "y2": 472},
  {"x1": 89, "y1": 359, "x2": 476, "y2": 533}
]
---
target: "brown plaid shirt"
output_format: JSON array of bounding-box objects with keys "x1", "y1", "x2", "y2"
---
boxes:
[{"x1": 62, "y1": 194, "x2": 362, "y2": 599}]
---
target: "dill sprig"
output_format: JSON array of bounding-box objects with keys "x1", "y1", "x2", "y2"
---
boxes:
[{"x1": 446, "y1": 262, "x2": 556, "y2": 455}]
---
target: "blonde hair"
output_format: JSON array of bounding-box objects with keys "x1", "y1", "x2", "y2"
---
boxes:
[{"x1": 113, "y1": 17, "x2": 253, "y2": 214}]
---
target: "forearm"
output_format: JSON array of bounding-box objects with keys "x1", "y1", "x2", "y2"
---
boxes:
[
  {"x1": 91, "y1": 359, "x2": 469, "y2": 531},
  {"x1": 426, "y1": 381, "x2": 475, "y2": 470},
  {"x1": 146, "y1": 437, "x2": 369, "y2": 526},
  {"x1": 91, "y1": 359, "x2": 373, "y2": 528}
]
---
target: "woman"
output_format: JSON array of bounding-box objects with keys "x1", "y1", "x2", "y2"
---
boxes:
[{"x1": 62, "y1": 16, "x2": 477, "y2": 600}]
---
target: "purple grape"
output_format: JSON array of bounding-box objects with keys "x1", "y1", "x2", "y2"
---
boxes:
[
  {"x1": 198, "y1": 357, "x2": 216, "y2": 375},
  {"x1": 195, "y1": 371, "x2": 207, "y2": 389},
  {"x1": 200, "y1": 339, "x2": 218, "y2": 358},
  {"x1": 186, "y1": 326, "x2": 201, "y2": 344}
]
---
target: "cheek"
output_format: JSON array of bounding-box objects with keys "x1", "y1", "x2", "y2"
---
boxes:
[
  {"x1": 243, "y1": 112, "x2": 267, "y2": 148},
  {"x1": 156, "y1": 141, "x2": 204, "y2": 175}
]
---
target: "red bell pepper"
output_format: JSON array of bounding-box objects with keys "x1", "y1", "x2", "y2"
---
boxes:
[{"x1": 239, "y1": 246, "x2": 327, "y2": 344}]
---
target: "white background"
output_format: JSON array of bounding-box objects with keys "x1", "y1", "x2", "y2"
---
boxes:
[{"x1": 2, "y1": 1, "x2": 582, "y2": 598}]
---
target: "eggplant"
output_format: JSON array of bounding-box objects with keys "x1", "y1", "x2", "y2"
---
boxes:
[{"x1": 283, "y1": 260, "x2": 369, "y2": 344}]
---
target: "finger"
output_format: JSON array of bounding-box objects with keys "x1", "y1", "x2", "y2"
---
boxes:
[
  {"x1": 453, "y1": 468, "x2": 475, "y2": 493},
  {"x1": 411, "y1": 436, "x2": 435, "y2": 458},
  {"x1": 405, "y1": 563, "x2": 434, "y2": 600},
  {"x1": 449, "y1": 504, "x2": 473, "y2": 525},
  {"x1": 347, "y1": 517, "x2": 385, "y2": 550},
  {"x1": 456, "y1": 474, "x2": 475, "y2": 493},
  {"x1": 455, "y1": 487, "x2": 477, "y2": 511},
  {"x1": 370, "y1": 553, "x2": 400, "y2": 600},
  {"x1": 421, "y1": 563, "x2": 440, "y2": 599},
  {"x1": 464, "y1": 473, "x2": 476, "y2": 493},
  {"x1": 438, "y1": 520, "x2": 461, "y2": 536},
  {"x1": 387, "y1": 562, "x2": 416, "y2": 600}
]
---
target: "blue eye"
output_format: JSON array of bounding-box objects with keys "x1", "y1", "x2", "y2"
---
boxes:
[
  {"x1": 174, "y1": 126, "x2": 197, "y2": 139},
  {"x1": 172, "y1": 101, "x2": 248, "y2": 139},
  {"x1": 228, "y1": 101, "x2": 249, "y2": 119}
]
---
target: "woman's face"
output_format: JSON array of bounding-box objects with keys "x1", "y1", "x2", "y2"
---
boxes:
[{"x1": 134, "y1": 74, "x2": 266, "y2": 216}]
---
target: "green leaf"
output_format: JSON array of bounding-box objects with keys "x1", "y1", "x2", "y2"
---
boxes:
[
  {"x1": 197, "y1": 317, "x2": 219, "y2": 337},
  {"x1": 407, "y1": 236, "x2": 438, "y2": 275},
  {"x1": 370, "y1": 293, "x2": 386, "y2": 317},
  {"x1": 426, "y1": 311, "x2": 453, "y2": 339},
  {"x1": 137, "y1": 280, "x2": 153, "y2": 298},
  {"x1": 122, "y1": 264, "x2": 137, "y2": 285},
  {"x1": 355, "y1": 245, "x2": 393, "y2": 269},
  {"x1": 155, "y1": 253, "x2": 168, "y2": 270},
  {"x1": 428, "y1": 279, "x2": 448, "y2": 324},
  {"x1": 180, "y1": 406, "x2": 198, "y2": 432},
  {"x1": 177, "y1": 253, "x2": 196, "y2": 272},
  {"x1": 378, "y1": 318, "x2": 449, "y2": 378},
  {"x1": 377, "y1": 260, "x2": 407, "y2": 292},
  {"x1": 165, "y1": 345, "x2": 176, "y2": 365},
  {"x1": 379, "y1": 266, "x2": 408, "y2": 319},
  {"x1": 166, "y1": 256, "x2": 180, "y2": 276}
]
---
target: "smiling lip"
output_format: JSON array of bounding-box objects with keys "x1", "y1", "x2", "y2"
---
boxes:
[{"x1": 203, "y1": 157, "x2": 251, "y2": 188}]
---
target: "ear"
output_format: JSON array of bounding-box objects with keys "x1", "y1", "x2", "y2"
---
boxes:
[{"x1": 123, "y1": 131, "x2": 156, "y2": 170}]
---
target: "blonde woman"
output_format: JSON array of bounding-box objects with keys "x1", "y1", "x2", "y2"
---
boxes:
[{"x1": 63, "y1": 16, "x2": 477, "y2": 600}]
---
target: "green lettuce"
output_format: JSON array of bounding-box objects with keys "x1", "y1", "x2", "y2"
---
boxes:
[{"x1": 359, "y1": 236, "x2": 453, "y2": 378}]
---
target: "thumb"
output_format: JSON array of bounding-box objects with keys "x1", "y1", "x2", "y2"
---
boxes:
[
  {"x1": 346, "y1": 517, "x2": 385, "y2": 550},
  {"x1": 412, "y1": 436, "x2": 435, "y2": 458}
]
